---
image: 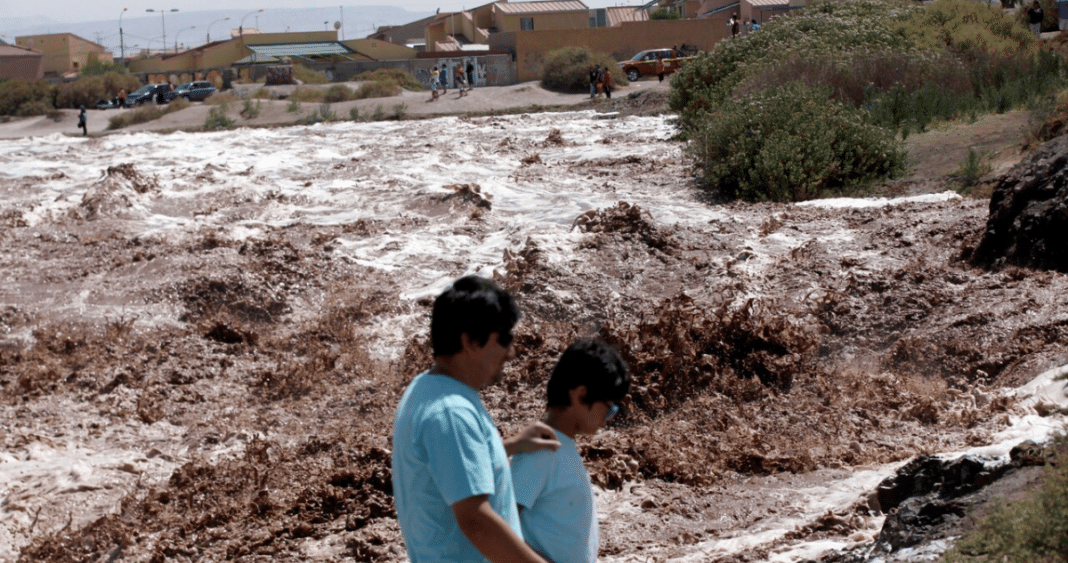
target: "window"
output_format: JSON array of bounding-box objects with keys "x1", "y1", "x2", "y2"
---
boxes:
[
  {"x1": 589, "y1": 8, "x2": 607, "y2": 28},
  {"x1": 520, "y1": 17, "x2": 534, "y2": 30}
]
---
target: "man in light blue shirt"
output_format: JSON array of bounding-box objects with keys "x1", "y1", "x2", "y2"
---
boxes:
[{"x1": 392, "y1": 275, "x2": 559, "y2": 563}]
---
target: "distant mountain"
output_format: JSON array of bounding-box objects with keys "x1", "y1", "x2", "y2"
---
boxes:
[{"x1": 0, "y1": 6, "x2": 432, "y2": 56}]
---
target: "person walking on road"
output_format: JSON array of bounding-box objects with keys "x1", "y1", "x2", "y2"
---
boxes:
[{"x1": 77, "y1": 106, "x2": 87, "y2": 136}]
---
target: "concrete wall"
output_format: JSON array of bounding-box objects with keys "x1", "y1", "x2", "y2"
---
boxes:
[
  {"x1": 491, "y1": 17, "x2": 729, "y2": 82},
  {"x1": 300, "y1": 53, "x2": 515, "y2": 89}
]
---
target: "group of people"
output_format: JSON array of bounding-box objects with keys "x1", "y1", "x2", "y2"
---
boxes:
[
  {"x1": 588, "y1": 64, "x2": 615, "y2": 99},
  {"x1": 430, "y1": 62, "x2": 476, "y2": 101},
  {"x1": 728, "y1": 13, "x2": 761, "y2": 38},
  {"x1": 393, "y1": 275, "x2": 630, "y2": 563}
]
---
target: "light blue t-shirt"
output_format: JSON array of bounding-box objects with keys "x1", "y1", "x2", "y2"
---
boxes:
[
  {"x1": 511, "y1": 429, "x2": 598, "y2": 563},
  {"x1": 392, "y1": 372, "x2": 521, "y2": 563}
]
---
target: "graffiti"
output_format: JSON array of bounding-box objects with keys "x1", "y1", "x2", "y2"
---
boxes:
[{"x1": 265, "y1": 65, "x2": 294, "y2": 85}]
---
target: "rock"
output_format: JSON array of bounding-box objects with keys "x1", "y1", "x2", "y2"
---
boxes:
[{"x1": 970, "y1": 134, "x2": 1068, "y2": 272}]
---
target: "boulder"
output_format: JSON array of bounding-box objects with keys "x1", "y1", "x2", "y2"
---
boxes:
[{"x1": 970, "y1": 135, "x2": 1068, "y2": 272}]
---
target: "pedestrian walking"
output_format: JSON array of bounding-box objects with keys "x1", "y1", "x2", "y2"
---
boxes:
[
  {"x1": 77, "y1": 106, "x2": 87, "y2": 136},
  {"x1": 602, "y1": 67, "x2": 614, "y2": 99},
  {"x1": 456, "y1": 65, "x2": 468, "y2": 97},
  {"x1": 430, "y1": 66, "x2": 440, "y2": 101},
  {"x1": 466, "y1": 61, "x2": 476, "y2": 90},
  {"x1": 1028, "y1": 0, "x2": 1044, "y2": 37}
]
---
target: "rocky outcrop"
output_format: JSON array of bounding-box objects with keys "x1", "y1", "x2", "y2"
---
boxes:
[
  {"x1": 820, "y1": 441, "x2": 1053, "y2": 562},
  {"x1": 969, "y1": 135, "x2": 1068, "y2": 273}
]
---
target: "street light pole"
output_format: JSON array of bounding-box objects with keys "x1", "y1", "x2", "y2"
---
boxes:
[
  {"x1": 119, "y1": 7, "x2": 128, "y2": 61},
  {"x1": 240, "y1": 8, "x2": 264, "y2": 37},
  {"x1": 145, "y1": 8, "x2": 179, "y2": 54},
  {"x1": 175, "y1": 25, "x2": 195, "y2": 53},
  {"x1": 207, "y1": 16, "x2": 230, "y2": 43}
]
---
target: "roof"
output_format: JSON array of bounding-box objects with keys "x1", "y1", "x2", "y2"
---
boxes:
[
  {"x1": 495, "y1": 1, "x2": 589, "y2": 14},
  {"x1": 746, "y1": 0, "x2": 789, "y2": 6},
  {"x1": 606, "y1": 6, "x2": 650, "y2": 25},
  {"x1": 0, "y1": 44, "x2": 42, "y2": 56},
  {"x1": 234, "y1": 41, "x2": 354, "y2": 64}
]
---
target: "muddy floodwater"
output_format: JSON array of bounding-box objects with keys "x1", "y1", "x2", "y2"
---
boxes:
[{"x1": 1, "y1": 111, "x2": 1066, "y2": 563}]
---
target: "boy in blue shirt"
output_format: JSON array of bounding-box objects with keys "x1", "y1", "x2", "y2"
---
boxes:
[{"x1": 510, "y1": 339, "x2": 631, "y2": 563}]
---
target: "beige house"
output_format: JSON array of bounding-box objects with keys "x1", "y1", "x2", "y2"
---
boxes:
[
  {"x1": 14, "y1": 33, "x2": 112, "y2": 77},
  {"x1": 0, "y1": 44, "x2": 45, "y2": 80}
]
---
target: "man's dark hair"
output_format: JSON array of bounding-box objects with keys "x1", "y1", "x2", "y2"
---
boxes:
[
  {"x1": 431, "y1": 275, "x2": 520, "y2": 356},
  {"x1": 546, "y1": 339, "x2": 630, "y2": 408}
]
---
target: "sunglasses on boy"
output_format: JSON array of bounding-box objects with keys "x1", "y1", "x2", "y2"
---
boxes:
[{"x1": 605, "y1": 403, "x2": 619, "y2": 421}]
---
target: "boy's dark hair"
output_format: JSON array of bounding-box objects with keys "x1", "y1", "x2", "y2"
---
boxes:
[
  {"x1": 431, "y1": 275, "x2": 520, "y2": 356},
  {"x1": 546, "y1": 339, "x2": 630, "y2": 408}
]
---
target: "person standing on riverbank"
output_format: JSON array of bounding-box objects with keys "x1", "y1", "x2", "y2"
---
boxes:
[{"x1": 392, "y1": 275, "x2": 560, "y2": 563}]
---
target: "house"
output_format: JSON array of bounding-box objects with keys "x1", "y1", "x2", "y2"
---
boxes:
[
  {"x1": 368, "y1": 15, "x2": 439, "y2": 50},
  {"x1": 0, "y1": 43, "x2": 45, "y2": 81},
  {"x1": 14, "y1": 33, "x2": 112, "y2": 78}
]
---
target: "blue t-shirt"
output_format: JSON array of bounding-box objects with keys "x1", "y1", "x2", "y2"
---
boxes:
[
  {"x1": 511, "y1": 429, "x2": 598, "y2": 563},
  {"x1": 392, "y1": 372, "x2": 521, "y2": 563}
]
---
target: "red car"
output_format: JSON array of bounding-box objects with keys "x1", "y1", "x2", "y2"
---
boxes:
[{"x1": 618, "y1": 48, "x2": 692, "y2": 82}]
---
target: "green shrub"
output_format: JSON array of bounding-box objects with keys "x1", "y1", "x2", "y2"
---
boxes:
[
  {"x1": 353, "y1": 80, "x2": 402, "y2": 99},
  {"x1": 650, "y1": 7, "x2": 681, "y2": 20},
  {"x1": 204, "y1": 102, "x2": 235, "y2": 130},
  {"x1": 541, "y1": 46, "x2": 622, "y2": 92},
  {"x1": 371, "y1": 105, "x2": 385, "y2": 120},
  {"x1": 0, "y1": 79, "x2": 53, "y2": 116},
  {"x1": 286, "y1": 99, "x2": 302, "y2": 113},
  {"x1": 352, "y1": 68, "x2": 424, "y2": 91},
  {"x1": 240, "y1": 98, "x2": 262, "y2": 119},
  {"x1": 670, "y1": 0, "x2": 919, "y2": 129},
  {"x1": 290, "y1": 86, "x2": 325, "y2": 103},
  {"x1": 895, "y1": 0, "x2": 1036, "y2": 57},
  {"x1": 349, "y1": 107, "x2": 360, "y2": 121},
  {"x1": 391, "y1": 103, "x2": 407, "y2": 120},
  {"x1": 250, "y1": 88, "x2": 272, "y2": 99},
  {"x1": 14, "y1": 99, "x2": 55, "y2": 117},
  {"x1": 54, "y1": 72, "x2": 141, "y2": 109},
  {"x1": 687, "y1": 83, "x2": 906, "y2": 202},
  {"x1": 204, "y1": 91, "x2": 238, "y2": 106},
  {"x1": 107, "y1": 98, "x2": 188, "y2": 130},
  {"x1": 293, "y1": 64, "x2": 328, "y2": 84},
  {"x1": 296, "y1": 103, "x2": 338, "y2": 125},
  {"x1": 323, "y1": 84, "x2": 355, "y2": 103},
  {"x1": 950, "y1": 146, "x2": 992, "y2": 189},
  {"x1": 80, "y1": 58, "x2": 128, "y2": 76},
  {"x1": 941, "y1": 432, "x2": 1068, "y2": 563}
]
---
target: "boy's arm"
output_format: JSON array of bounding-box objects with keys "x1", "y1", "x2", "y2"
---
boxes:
[
  {"x1": 504, "y1": 421, "x2": 560, "y2": 456},
  {"x1": 452, "y1": 495, "x2": 549, "y2": 563}
]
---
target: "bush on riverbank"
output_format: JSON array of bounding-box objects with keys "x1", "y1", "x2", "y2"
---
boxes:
[
  {"x1": 541, "y1": 46, "x2": 623, "y2": 93},
  {"x1": 672, "y1": 0, "x2": 1066, "y2": 202}
]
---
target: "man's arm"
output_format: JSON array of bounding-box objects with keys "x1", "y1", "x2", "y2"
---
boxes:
[
  {"x1": 503, "y1": 421, "x2": 560, "y2": 457},
  {"x1": 452, "y1": 495, "x2": 549, "y2": 563}
]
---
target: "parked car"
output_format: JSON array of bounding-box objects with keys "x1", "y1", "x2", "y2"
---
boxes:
[
  {"x1": 166, "y1": 80, "x2": 217, "y2": 102},
  {"x1": 618, "y1": 48, "x2": 693, "y2": 82},
  {"x1": 128, "y1": 83, "x2": 172, "y2": 105}
]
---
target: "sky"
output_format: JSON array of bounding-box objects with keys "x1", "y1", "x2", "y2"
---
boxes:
[{"x1": 1, "y1": 0, "x2": 641, "y2": 26}]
